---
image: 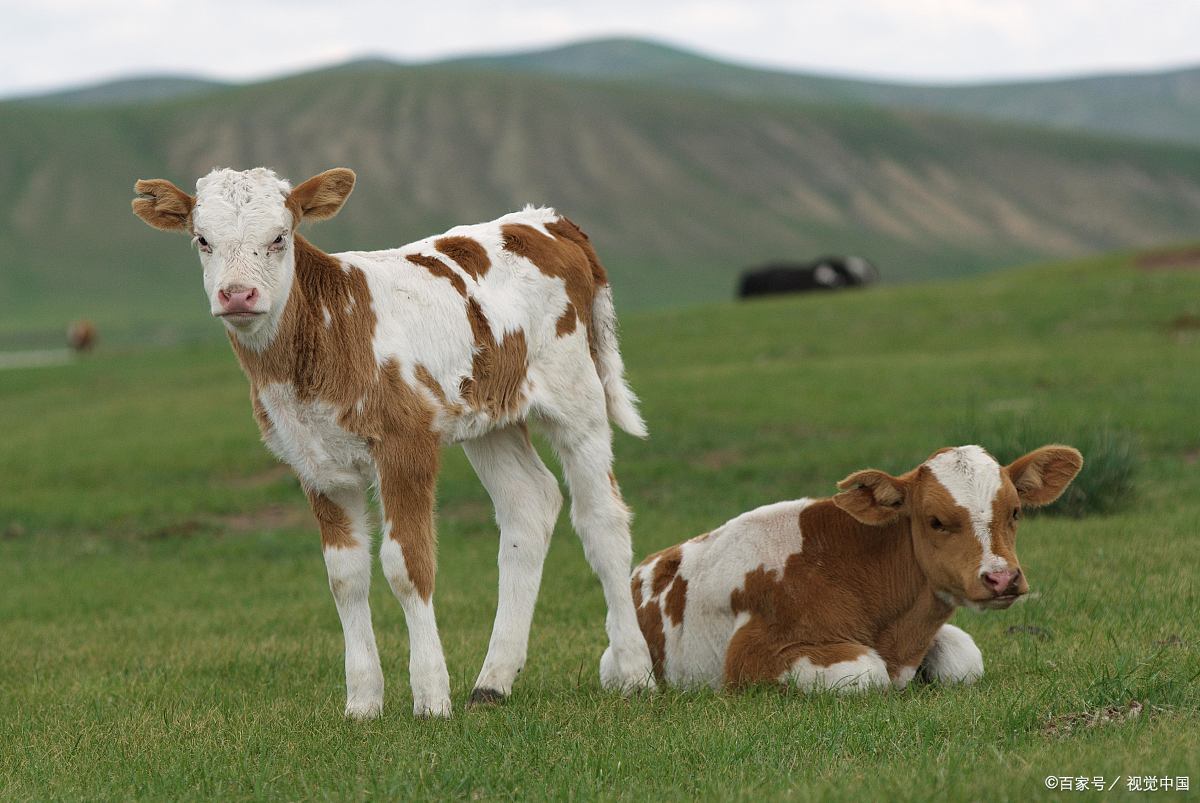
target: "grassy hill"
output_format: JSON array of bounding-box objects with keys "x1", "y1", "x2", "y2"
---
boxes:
[
  {"x1": 1, "y1": 249, "x2": 1196, "y2": 798},
  {"x1": 24, "y1": 38, "x2": 1200, "y2": 145},
  {"x1": 460, "y1": 38, "x2": 1200, "y2": 144},
  {"x1": 19, "y1": 75, "x2": 228, "y2": 107},
  {"x1": 6, "y1": 58, "x2": 1200, "y2": 346}
]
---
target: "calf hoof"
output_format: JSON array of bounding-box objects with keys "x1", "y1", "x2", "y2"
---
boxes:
[
  {"x1": 467, "y1": 687, "x2": 507, "y2": 708},
  {"x1": 608, "y1": 673, "x2": 657, "y2": 696},
  {"x1": 413, "y1": 697, "x2": 453, "y2": 719},
  {"x1": 344, "y1": 698, "x2": 383, "y2": 721},
  {"x1": 599, "y1": 646, "x2": 657, "y2": 695}
]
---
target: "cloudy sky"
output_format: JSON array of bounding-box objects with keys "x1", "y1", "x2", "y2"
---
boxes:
[{"x1": 2, "y1": 0, "x2": 1197, "y2": 98}]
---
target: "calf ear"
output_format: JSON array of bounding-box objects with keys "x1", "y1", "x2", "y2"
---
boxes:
[
  {"x1": 1005, "y1": 445, "x2": 1084, "y2": 507},
  {"x1": 833, "y1": 469, "x2": 909, "y2": 525},
  {"x1": 288, "y1": 168, "x2": 356, "y2": 223},
  {"x1": 132, "y1": 179, "x2": 194, "y2": 232}
]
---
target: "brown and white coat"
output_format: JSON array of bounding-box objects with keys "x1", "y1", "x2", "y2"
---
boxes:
[
  {"x1": 632, "y1": 445, "x2": 1083, "y2": 691},
  {"x1": 133, "y1": 167, "x2": 654, "y2": 718}
]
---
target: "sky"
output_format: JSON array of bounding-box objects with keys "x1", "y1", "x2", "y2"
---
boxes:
[{"x1": 2, "y1": 0, "x2": 1198, "y2": 98}]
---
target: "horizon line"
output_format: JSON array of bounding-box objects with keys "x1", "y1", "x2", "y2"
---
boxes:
[{"x1": 4, "y1": 33, "x2": 1199, "y2": 103}]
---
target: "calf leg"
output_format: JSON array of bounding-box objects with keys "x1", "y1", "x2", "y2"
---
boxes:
[
  {"x1": 725, "y1": 618, "x2": 888, "y2": 692},
  {"x1": 463, "y1": 425, "x2": 563, "y2": 704},
  {"x1": 542, "y1": 418, "x2": 654, "y2": 692},
  {"x1": 375, "y1": 443, "x2": 452, "y2": 718},
  {"x1": 782, "y1": 644, "x2": 890, "y2": 692},
  {"x1": 309, "y1": 485, "x2": 384, "y2": 720},
  {"x1": 918, "y1": 623, "x2": 984, "y2": 685}
]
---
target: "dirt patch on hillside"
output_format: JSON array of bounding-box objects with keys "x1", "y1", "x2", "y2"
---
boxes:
[
  {"x1": 144, "y1": 505, "x2": 313, "y2": 539},
  {"x1": 696, "y1": 447, "x2": 746, "y2": 470},
  {"x1": 219, "y1": 464, "x2": 295, "y2": 490},
  {"x1": 1169, "y1": 313, "x2": 1200, "y2": 333},
  {"x1": 222, "y1": 504, "x2": 312, "y2": 534},
  {"x1": 1168, "y1": 313, "x2": 1200, "y2": 344},
  {"x1": 1136, "y1": 247, "x2": 1200, "y2": 270},
  {"x1": 1154, "y1": 634, "x2": 1185, "y2": 648},
  {"x1": 1006, "y1": 624, "x2": 1052, "y2": 641},
  {"x1": 1043, "y1": 701, "x2": 1153, "y2": 739},
  {"x1": 145, "y1": 492, "x2": 504, "y2": 540},
  {"x1": 0, "y1": 349, "x2": 73, "y2": 370}
]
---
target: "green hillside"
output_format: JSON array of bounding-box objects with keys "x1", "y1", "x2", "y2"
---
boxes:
[
  {"x1": 5, "y1": 59, "x2": 1200, "y2": 345},
  {"x1": 462, "y1": 38, "x2": 1200, "y2": 144},
  {"x1": 1, "y1": 249, "x2": 1196, "y2": 798},
  {"x1": 24, "y1": 38, "x2": 1200, "y2": 145},
  {"x1": 21, "y1": 75, "x2": 228, "y2": 107}
]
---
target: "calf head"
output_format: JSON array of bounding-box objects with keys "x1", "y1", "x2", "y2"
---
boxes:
[
  {"x1": 132, "y1": 167, "x2": 355, "y2": 346},
  {"x1": 834, "y1": 444, "x2": 1083, "y2": 610}
]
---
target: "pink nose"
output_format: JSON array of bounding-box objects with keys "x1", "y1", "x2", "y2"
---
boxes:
[
  {"x1": 219, "y1": 286, "x2": 259, "y2": 314},
  {"x1": 983, "y1": 569, "x2": 1019, "y2": 594}
]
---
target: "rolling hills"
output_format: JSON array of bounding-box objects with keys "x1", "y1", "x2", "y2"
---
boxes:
[
  {"x1": 5, "y1": 45, "x2": 1200, "y2": 342},
  {"x1": 28, "y1": 38, "x2": 1200, "y2": 145},
  {"x1": 19, "y1": 75, "x2": 228, "y2": 107},
  {"x1": 458, "y1": 38, "x2": 1200, "y2": 145}
]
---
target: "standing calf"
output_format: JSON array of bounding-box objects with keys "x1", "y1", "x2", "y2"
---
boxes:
[
  {"x1": 632, "y1": 444, "x2": 1082, "y2": 690},
  {"x1": 132, "y1": 167, "x2": 654, "y2": 718}
]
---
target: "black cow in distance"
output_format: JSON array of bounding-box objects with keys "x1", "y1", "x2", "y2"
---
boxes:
[{"x1": 738, "y1": 256, "x2": 879, "y2": 299}]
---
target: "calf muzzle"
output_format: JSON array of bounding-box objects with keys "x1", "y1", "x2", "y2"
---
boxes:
[
  {"x1": 217, "y1": 286, "x2": 262, "y2": 316},
  {"x1": 982, "y1": 568, "x2": 1022, "y2": 597}
]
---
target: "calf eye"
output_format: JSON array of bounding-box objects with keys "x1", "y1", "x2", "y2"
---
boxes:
[
  {"x1": 272, "y1": 235, "x2": 283, "y2": 245},
  {"x1": 930, "y1": 517, "x2": 947, "y2": 532},
  {"x1": 1013, "y1": 507, "x2": 1021, "y2": 521},
  {"x1": 197, "y1": 235, "x2": 211, "y2": 252}
]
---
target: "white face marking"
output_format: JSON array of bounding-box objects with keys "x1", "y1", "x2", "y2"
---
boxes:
[
  {"x1": 926, "y1": 446, "x2": 1008, "y2": 575},
  {"x1": 192, "y1": 168, "x2": 296, "y2": 348}
]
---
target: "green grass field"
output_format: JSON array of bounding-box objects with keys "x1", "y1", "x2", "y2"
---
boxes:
[{"x1": 1, "y1": 250, "x2": 1197, "y2": 800}]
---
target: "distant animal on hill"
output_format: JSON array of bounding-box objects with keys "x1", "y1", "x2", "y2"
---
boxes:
[
  {"x1": 132, "y1": 167, "x2": 654, "y2": 719},
  {"x1": 67, "y1": 320, "x2": 97, "y2": 352},
  {"x1": 738, "y1": 256, "x2": 878, "y2": 298},
  {"x1": 630, "y1": 444, "x2": 1083, "y2": 691}
]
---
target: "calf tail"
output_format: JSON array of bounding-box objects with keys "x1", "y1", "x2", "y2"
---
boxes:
[{"x1": 591, "y1": 285, "x2": 648, "y2": 439}]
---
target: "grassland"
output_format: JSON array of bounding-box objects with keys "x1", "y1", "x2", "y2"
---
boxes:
[{"x1": 0, "y1": 249, "x2": 1197, "y2": 800}]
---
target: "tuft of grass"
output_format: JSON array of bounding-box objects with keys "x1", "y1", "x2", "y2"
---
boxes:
[{"x1": 952, "y1": 415, "x2": 1138, "y2": 517}]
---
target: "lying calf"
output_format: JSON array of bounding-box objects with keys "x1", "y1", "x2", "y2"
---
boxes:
[{"x1": 627, "y1": 444, "x2": 1082, "y2": 691}]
